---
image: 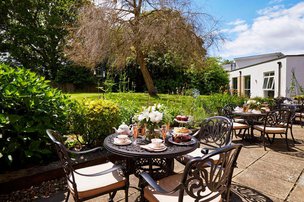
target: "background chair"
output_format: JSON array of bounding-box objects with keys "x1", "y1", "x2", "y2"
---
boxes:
[
  {"x1": 253, "y1": 109, "x2": 292, "y2": 150},
  {"x1": 140, "y1": 144, "x2": 243, "y2": 202},
  {"x1": 221, "y1": 105, "x2": 250, "y2": 140},
  {"x1": 46, "y1": 129, "x2": 128, "y2": 202},
  {"x1": 176, "y1": 116, "x2": 233, "y2": 165},
  {"x1": 295, "y1": 103, "x2": 304, "y2": 127},
  {"x1": 281, "y1": 105, "x2": 297, "y2": 139}
]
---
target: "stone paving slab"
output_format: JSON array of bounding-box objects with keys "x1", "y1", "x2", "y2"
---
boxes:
[
  {"x1": 235, "y1": 146, "x2": 267, "y2": 169},
  {"x1": 249, "y1": 157, "x2": 302, "y2": 183},
  {"x1": 233, "y1": 165, "x2": 294, "y2": 200},
  {"x1": 287, "y1": 172, "x2": 304, "y2": 202}
]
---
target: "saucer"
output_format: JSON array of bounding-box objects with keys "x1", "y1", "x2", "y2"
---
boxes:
[
  {"x1": 147, "y1": 143, "x2": 167, "y2": 151},
  {"x1": 140, "y1": 144, "x2": 167, "y2": 152},
  {"x1": 113, "y1": 138, "x2": 132, "y2": 145}
]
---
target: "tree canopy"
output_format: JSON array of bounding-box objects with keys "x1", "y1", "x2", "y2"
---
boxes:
[
  {"x1": 0, "y1": 0, "x2": 86, "y2": 79},
  {"x1": 65, "y1": 0, "x2": 220, "y2": 95}
]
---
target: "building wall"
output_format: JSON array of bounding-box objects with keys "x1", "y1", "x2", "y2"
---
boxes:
[
  {"x1": 229, "y1": 58, "x2": 287, "y2": 98},
  {"x1": 229, "y1": 55, "x2": 304, "y2": 98},
  {"x1": 285, "y1": 56, "x2": 304, "y2": 96}
]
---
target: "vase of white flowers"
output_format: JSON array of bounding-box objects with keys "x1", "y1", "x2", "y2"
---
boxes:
[{"x1": 134, "y1": 104, "x2": 171, "y2": 141}]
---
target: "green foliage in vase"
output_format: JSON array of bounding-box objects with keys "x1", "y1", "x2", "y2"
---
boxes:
[{"x1": 0, "y1": 64, "x2": 76, "y2": 171}]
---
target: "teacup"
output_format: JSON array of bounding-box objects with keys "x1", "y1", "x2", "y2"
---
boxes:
[
  {"x1": 150, "y1": 138, "x2": 163, "y2": 149},
  {"x1": 116, "y1": 134, "x2": 128, "y2": 143}
]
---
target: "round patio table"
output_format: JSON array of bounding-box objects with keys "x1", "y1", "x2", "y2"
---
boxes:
[
  {"x1": 103, "y1": 134, "x2": 198, "y2": 179},
  {"x1": 232, "y1": 111, "x2": 267, "y2": 141}
]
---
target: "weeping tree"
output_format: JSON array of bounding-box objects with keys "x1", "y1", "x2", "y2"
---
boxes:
[{"x1": 65, "y1": 0, "x2": 221, "y2": 96}]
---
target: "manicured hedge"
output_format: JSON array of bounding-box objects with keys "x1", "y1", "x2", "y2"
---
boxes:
[{"x1": 69, "y1": 99, "x2": 121, "y2": 146}]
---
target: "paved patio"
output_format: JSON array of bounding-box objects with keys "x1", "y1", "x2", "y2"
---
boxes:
[{"x1": 41, "y1": 125, "x2": 304, "y2": 202}]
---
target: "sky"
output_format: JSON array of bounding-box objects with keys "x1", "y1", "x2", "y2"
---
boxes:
[{"x1": 192, "y1": 0, "x2": 304, "y2": 59}]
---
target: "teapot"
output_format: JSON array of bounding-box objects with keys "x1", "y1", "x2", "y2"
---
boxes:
[{"x1": 113, "y1": 122, "x2": 131, "y2": 135}]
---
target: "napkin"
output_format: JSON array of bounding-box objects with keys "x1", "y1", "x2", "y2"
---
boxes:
[{"x1": 234, "y1": 106, "x2": 243, "y2": 112}]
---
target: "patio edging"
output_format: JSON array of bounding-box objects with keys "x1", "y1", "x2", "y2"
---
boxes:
[{"x1": 0, "y1": 150, "x2": 121, "y2": 194}]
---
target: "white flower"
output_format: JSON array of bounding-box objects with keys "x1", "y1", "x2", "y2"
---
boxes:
[
  {"x1": 247, "y1": 100, "x2": 256, "y2": 104},
  {"x1": 134, "y1": 103, "x2": 164, "y2": 126},
  {"x1": 148, "y1": 111, "x2": 163, "y2": 123},
  {"x1": 138, "y1": 110, "x2": 149, "y2": 122},
  {"x1": 151, "y1": 106, "x2": 156, "y2": 111}
]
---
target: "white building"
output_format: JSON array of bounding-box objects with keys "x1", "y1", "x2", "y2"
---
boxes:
[{"x1": 226, "y1": 53, "x2": 304, "y2": 98}]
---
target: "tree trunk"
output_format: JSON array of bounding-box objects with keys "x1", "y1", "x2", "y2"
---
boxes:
[{"x1": 137, "y1": 51, "x2": 157, "y2": 96}]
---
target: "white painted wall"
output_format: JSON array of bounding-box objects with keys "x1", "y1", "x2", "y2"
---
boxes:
[
  {"x1": 285, "y1": 56, "x2": 304, "y2": 96},
  {"x1": 229, "y1": 55, "x2": 304, "y2": 98},
  {"x1": 229, "y1": 58, "x2": 286, "y2": 98}
]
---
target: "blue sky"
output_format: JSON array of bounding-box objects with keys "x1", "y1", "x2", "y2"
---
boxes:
[{"x1": 192, "y1": 0, "x2": 304, "y2": 59}]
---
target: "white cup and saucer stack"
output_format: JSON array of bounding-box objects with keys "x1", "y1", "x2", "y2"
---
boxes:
[
  {"x1": 148, "y1": 138, "x2": 166, "y2": 151},
  {"x1": 114, "y1": 134, "x2": 131, "y2": 145}
]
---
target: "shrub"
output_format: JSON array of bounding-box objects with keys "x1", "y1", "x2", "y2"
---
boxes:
[
  {"x1": 0, "y1": 64, "x2": 76, "y2": 171},
  {"x1": 202, "y1": 93, "x2": 246, "y2": 115},
  {"x1": 70, "y1": 99, "x2": 121, "y2": 146}
]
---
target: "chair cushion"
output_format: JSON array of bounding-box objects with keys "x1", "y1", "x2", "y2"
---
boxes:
[
  {"x1": 68, "y1": 162, "x2": 126, "y2": 200},
  {"x1": 295, "y1": 112, "x2": 304, "y2": 117},
  {"x1": 234, "y1": 118, "x2": 246, "y2": 123},
  {"x1": 187, "y1": 148, "x2": 220, "y2": 160},
  {"x1": 176, "y1": 148, "x2": 220, "y2": 165},
  {"x1": 253, "y1": 125, "x2": 286, "y2": 133},
  {"x1": 233, "y1": 122, "x2": 249, "y2": 130},
  {"x1": 144, "y1": 173, "x2": 221, "y2": 202}
]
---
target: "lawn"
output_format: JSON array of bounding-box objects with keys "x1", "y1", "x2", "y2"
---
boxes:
[
  {"x1": 67, "y1": 92, "x2": 210, "y2": 124},
  {"x1": 67, "y1": 92, "x2": 245, "y2": 125}
]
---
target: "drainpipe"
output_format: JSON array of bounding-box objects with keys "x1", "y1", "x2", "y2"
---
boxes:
[
  {"x1": 277, "y1": 62, "x2": 282, "y2": 97},
  {"x1": 239, "y1": 71, "x2": 242, "y2": 96}
]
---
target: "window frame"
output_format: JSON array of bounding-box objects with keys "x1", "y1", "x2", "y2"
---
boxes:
[
  {"x1": 263, "y1": 71, "x2": 275, "y2": 91},
  {"x1": 232, "y1": 77, "x2": 238, "y2": 94},
  {"x1": 244, "y1": 75, "x2": 251, "y2": 97}
]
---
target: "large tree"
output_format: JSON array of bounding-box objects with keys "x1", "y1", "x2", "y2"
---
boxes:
[
  {"x1": 65, "y1": 0, "x2": 220, "y2": 95},
  {"x1": 0, "y1": 0, "x2": 86, "y2": 79}
]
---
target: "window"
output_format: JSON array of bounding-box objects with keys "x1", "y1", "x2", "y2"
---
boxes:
[
  {"x1": 263, "y1": 71, "x2": 275, "y2": 98},
  {"x1": 244, "y1": 76, "x2": 251, "y2": 97},
  {"x1": 232, "y1": 77, "x2": 238, "y2": 94}
]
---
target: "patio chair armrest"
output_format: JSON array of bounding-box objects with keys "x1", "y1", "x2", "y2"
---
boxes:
[
  {"x1": 192, "y1": 130, "x2": 200, "y2": 138},
  {"x1": 201, "y1": 147, "x2": 217, "y2": 155},
  {"x1": 140, "y1": 172, "x2": 180, "y2": 194},
  {"x1": 74, "y1": 164, "x2": 123, "y2": 177},
  {"x1": 67, "y1": 146, "x2": 103, "y2": 155}
]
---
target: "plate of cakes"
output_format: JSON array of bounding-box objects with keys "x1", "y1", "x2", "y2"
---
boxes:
[{"x1": 169, "y1": 127, "x2": 196, "y2": 146}]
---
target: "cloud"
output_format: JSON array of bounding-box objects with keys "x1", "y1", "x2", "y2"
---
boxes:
[
  {"x1": 257, "y1": 5, "x2": 285, "y2": 15},
  {"x1": 217, "y1": 2, "x2": 304, "y2": 59},
  {"x1": 221, "y1": 19, "x2": 249, "y2": 34},
  {"x1": 269, "y1": 0, "x2": 284, "y2": 5}
]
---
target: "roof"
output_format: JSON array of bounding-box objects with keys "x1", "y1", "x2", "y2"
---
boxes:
[
  {"x1": 234, "y1": 52, "x2": 284, "y2": 61},
  {"x1": 229, "y1": 53, "x2": 304, "y2": 72}
]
